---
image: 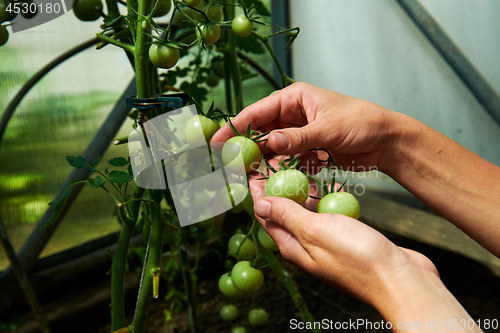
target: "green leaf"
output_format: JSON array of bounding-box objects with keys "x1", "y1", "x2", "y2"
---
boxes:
[
  {"x1": 108, "y1": 157, "x2": 128, "y2": 167},
  {"x1": 108, "y1": 171, "x2": 134, "y2": 184},
  {"x1": 180, "y1": 81, "x2": 208, "y2": 104},
  {"x1": 66, "y1": 155, "x2": 87, "y2": 168},
  {"x1": 254, "y1": 0, "x2": 271, "y2": 16},
  {"x1": 93, "y1": 156, "x2": 101, "y2": 167},
  {"x1": 89, "y1": 176, "x2": 104, "y2": 188},
  {"x1": 236, "y1": 35, "x2": 265, "y2": 54}
]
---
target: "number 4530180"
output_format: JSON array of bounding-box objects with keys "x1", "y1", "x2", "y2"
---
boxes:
[{"x1": 6, "y1": 1, "x2": 62, "y2": 15}]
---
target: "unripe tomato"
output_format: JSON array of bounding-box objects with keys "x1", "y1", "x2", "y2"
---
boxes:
[
  {"x1": 205, "y1": 4, "x2": 223, "y2": 21},
  {"x1": 231, "y1": 261, "x2": 264, "y2": 293},
  {"x1": 1, "y1": 0, "x2": 18, "y2": 22},
  {"x1": 231, "y1": 326, "x2": 247, "y2": 333},
  {"x1": 257, "y1": 227, "x2": 278, "y2": 251},
  {"x1": 218, "y1": 183, "x2": 252, "y2": 214},
  {"x1": 152, "y1": 0, "x2": 171, "y2": 17},
  {"x1": 231, "y1": 14, "x2": 253, "y2": 38},
  {"x1": 184, "y1": 115, "x2": 220, "y2": 145},
  {"x1": 149, "y1": 43, "x2": 180, "y2": 69},
  {"x1": 220, "y1": 304, "x2": 238, "y2": 322},
  {"x1": 316, "y1": 192, "x2": 360, "y2": 219},
  {"x1": 72, "y1": 0, "x2": 103, "y2": 21},
  {"x1": 248, "y1": 308, "x2": 269, "y2": 326},
  {"x1": 206, "y1": 73, "x2": 219, "y2": 87},
  {"x1": 222, "y1": 136, "x2": 262, "y2": 175},
  {"x1": 264, "y1": 169, "x2": 309, "y2": 204},
  {"x1": 228, "y1": 234, "x2": 256, "y2": 261},
  {"x1": 218, "y1": 273, "x2": 244, "y2": 299},
  {"x1": 0, "y1": 25, "x2": 8, "y2": 46},
  {"x1": 197, "y1": 24, "x2": 220, "y2": 45}
]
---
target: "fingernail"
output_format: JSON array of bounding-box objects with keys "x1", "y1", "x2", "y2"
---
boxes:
[
  {"x1": 272, "y1": 132, "x2": 289, "y2": 149},
  {"x1": 254, "y1": 199, "x2": 271, "y2": 218}
]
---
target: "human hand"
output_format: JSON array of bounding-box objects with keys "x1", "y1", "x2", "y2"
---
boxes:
[
  {"x1": 211, "y1": 82, "x2": 403, "y2": 173},
  {"x1": 248, "y1": 171, "x2": 438, "y2": 306}
]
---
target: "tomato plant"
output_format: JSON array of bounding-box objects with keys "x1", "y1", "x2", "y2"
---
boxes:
[
  {"x1": 20, "y1": 0, "x2": 311, "y2": 332},
  {"x1": 218, "y1": 273, "x2": 244, "y2": 299},
  {"x1": 222, "y1": 136, "x2": 262, "y2": 175},
  {"x1": 317, "y1": 192, "x2": 360, "y2": 219},
  {"x1": 231, "y1": 261, "x2": 264, "y2": 293},
  {"x1": 184, "y1": 114, "x2": 220, "y2": 145},
  {"x1": 220, "y1": 304, "x2": 238, "y2": 322},
  {"x1": 248, "y1": 308, "x2": 269, "y2": 326},
  {"x1": 72, "y1": 0, "x2": 103, "y2": 22},
  {"x1": 148, "y1": 43, "x2": 180, "y2": 69},
  {"x1": 231, "y1": 14, "x2": 254, "y2": 38},
  {"x1": 265, "y1": 169, "x2": 310, "y2": 204},
  {"x1": 228, "y1": 234, "x2": 256, "y2": 261}
]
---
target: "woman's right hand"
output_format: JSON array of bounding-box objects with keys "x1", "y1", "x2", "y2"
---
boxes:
[{"x1": 211, "y1": 82, "x2": 404, "y2": 173}]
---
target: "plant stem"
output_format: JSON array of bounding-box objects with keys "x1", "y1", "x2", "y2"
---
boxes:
[
  {"x1": 134, "y1": 0, "x2": 152, "y2": 99},
  {"x1": 130, "y1": 201, "x2": 164, "y2": 333},
  {"x1": 97, "y1": 33, "x2": 135, "y2": 54},
  {"x1": 110, "y1": 220, "x2": 134, "y2": 330},
  {"x1": 252, "y1": 31, "x2": 294, "y2": 87},
  {"x1": 110, "y1": 186, "x2": 144, "y2": 331},
  {"x1": 179, "y1": 228, "x2": 198, "y2": 333},
  {"x1": 226, "y1": 0, "x2": 243, "y2": 112},
  {"x1": 261, "y1": 251, "x2": 321, "y2": 333}
]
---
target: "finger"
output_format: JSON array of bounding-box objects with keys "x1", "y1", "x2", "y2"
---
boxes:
[
  {"x1": 267, "y1": 122, "x2": 327, "y2": 155},
  {"x1": 211, "y1": 83, "x2": 309, "y2": 144},
  {"x1": 253, "y1": 196, "x2": 317, "y2": 238},
  {"x1": 256, "y1": 216, "x2": 312, "y2": 267}
]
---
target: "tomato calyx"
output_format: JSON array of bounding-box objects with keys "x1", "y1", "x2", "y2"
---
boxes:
[{"x1": 225, "y1": 116, "x2": 270, "y2": 143}]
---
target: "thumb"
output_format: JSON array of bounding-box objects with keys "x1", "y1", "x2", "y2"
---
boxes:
[{"x1": 268, "y1": 123, "x2": 323, "y2": 154}]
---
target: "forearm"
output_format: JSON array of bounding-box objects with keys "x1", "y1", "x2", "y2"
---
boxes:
[
  {"x1": 374, "y1": 265, "x2": 482, "y2": 333},
  {"x1": 381, "y1": 113, "x2": 500, "y2": 257}
]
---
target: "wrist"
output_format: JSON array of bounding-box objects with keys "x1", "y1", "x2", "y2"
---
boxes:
[{"x1": 372, "y1": 261, "x2": 481, "y2": 332}]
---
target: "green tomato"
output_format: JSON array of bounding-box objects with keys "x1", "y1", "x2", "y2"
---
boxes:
[
  {"x1": 218, "y1": 272, "x2": 244, "y2": 299},
  {"x1": 231, "y1": 326, "x2": 247, "y2": 333},
  {"x1": 206, "y1": 73, "x2": 219, "y2": 87},
  {"x1": 264, "y1": 169, "x2": 309, "y2": 204},
  {"x1": 172, "y1": 7, "x2": 199, "y2": 27},
  {"x1": 72, "y1": 0, "x2": 103, "y2": 21},
  {"x1": 152, "y1": 0, "x2": 171, "y2": 17},
  {"x1": 20, "y1": 0, "x2": 37, "y2": 19},
  {"x1": 1, "y1": 0, "x2": 17, "y2": 22},
  {"x1": 222, "y1": 136, "x2": 262, "y2": 175},
  {"x1": 257, "y1": 227, "x2": 278, "y2": 251},
  {"x1": 197, "y1": 23, "x2": 220, "y2": 45},
  {"x1": 205, "y1": 4, "x2": 223, "y2": 21},
  {"x1": 316, "y1": 192, "x2": 360, "y2": 219},
  {"x1": 220, "y1": 304, "x2": 238, "y2": 322},
  {"x1": 149, "y1": 43, "x2": 180, "y2": 69},
  {"x1": 184, "y1": 115, "x2": 220, "y2": 145},
  {"x1": 228, "y1": 234, "x2": 256, "y2": 261},
  {"x1": 0, "y1": 25, "x2": 8, "y2": 46},
  {"x1": 231, "y1": 14, "x2": 253, "y2": 38},
  {"x1": 213, "y1": 60, "x2": 225, "y2": 76},
  {"x1": 218, "y1": 183, "x2": 252, "y2": 214},
  {"x1": 231, "y1": 261, "x2": 264, "y2": 293},
  {"x1": 248, "y1": 308, "x2": 269, "y2": 326}
]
